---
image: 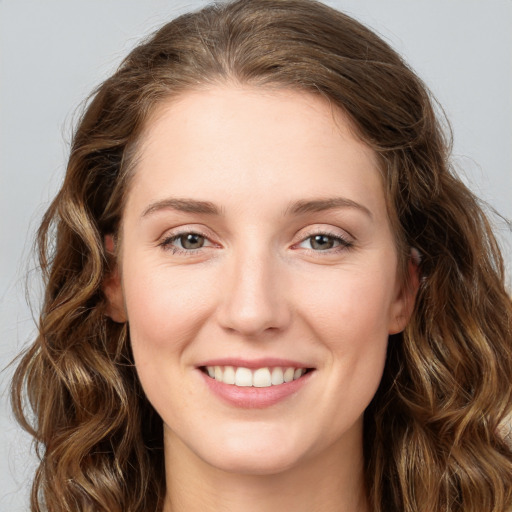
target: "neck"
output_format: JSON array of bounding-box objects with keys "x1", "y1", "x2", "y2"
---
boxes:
[{"x1": 162, "y1": 429, "x2": 369, "y2": 512}]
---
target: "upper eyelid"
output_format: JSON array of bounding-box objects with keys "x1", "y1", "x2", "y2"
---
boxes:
[
  {"x1": 159, "y1": 225, "x2": 215, "y2": 241},
  {"x1": 294, "y1": 224, "x2": 354, "y2": 242}
]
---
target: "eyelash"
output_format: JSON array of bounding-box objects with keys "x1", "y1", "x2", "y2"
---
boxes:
[
  {"x1": 296, "y1": 230, "x2": 353, "y2": 254},
  {"x1": 159, "y1": 231, "x2": 213, "y2": 255},
  {"x1": 158, "y1": 230, "x2": 353, "y2": 256}
]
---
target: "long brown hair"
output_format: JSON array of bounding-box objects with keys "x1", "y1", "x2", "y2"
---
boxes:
[{"x1": 12, "y1": 0, "x2": 512, "y2": 510}]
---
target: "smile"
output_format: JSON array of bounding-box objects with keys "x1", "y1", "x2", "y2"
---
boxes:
[{"x1": 202, "y1": 366, "x2": 311, "y2": 388}]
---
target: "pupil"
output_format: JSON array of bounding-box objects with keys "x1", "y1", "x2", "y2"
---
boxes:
[
  {"x1": 181, "y1": 233, "x2": 204, "y2": 249},
  {"x1": 311, "y1": 235, "x2": 334, "y2": 250}
]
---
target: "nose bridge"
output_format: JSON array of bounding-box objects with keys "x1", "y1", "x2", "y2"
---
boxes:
[{"x1": 217, "y1": 240, "x2": 290, "y2": 336}]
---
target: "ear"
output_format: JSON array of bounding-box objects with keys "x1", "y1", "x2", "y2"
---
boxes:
[
  {"x1": 388, "y1": 248, "x2": 421, "y2": 334},
  {"x1": 103, "y1": 235, "x2": 127, "y2": 323}
]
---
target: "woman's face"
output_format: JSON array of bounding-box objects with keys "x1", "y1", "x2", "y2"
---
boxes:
[{"x1": 106, "y1": 85, "x2": 415, "y2": 475}]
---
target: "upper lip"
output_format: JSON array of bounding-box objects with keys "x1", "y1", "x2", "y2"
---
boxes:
[{"x1": 196, "y1": 357, "x2": 314, "y2": 369}]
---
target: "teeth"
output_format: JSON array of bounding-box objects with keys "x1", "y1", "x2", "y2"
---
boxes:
[
  {"x1": 271, "y1": 367, "x2": 284, "y2": 385},
  {"x1": 205, "y1": 365, "x2": 308, "y2": 387},
  {"x1": 294, "y1": 368, "x2": 304, "y2": 380},
  {"x1": 223, "y1": 365, "x2": 236, "y2": 385},
  {"x1": 253, "y1": 368, "x2": 272, "y2": 388},
  {"x1": 235, "y1": 367, "x2": 252, "y2": 387},
  {"x1": 283, "y1": 367, "x2": 295, "y2": 383}
]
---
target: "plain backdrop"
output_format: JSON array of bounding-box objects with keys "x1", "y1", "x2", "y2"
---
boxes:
[{"x1": 1, "y1": 0, "x2": 511, "y2": 509}]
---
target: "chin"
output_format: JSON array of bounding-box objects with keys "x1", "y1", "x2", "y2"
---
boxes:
[
  {"x1": 206, "y1": 448, "x2": 303, "y2": 476},
  {"x1": 192, "y1": 425, "x2": 309, "y2": 476}
]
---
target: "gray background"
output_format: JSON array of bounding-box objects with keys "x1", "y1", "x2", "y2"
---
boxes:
[{"x1": 1, "y1": 1, "x2": 511, "y2": 510}]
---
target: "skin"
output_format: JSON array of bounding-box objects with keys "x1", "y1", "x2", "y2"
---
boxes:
[{"x1": 105, "y1": 85, "x2": 417, "y2": 512}]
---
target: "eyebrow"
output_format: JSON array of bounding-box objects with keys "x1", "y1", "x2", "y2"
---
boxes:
[
  {"x1": 286, "y1": 197, "x2": 373, "y2": 219},
  {"x1": 140, "y1": 196, "x2": 372, "y2": 219},
  {"x1": 141, "y1": 198, "x2": 222, "y2": 218}
]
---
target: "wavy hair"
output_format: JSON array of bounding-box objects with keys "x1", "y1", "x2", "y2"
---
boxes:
[{"x1": 12, "y1": 0, "x2": 512, "y2": 510}]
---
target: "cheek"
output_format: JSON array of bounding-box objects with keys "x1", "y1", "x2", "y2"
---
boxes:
[
  {"x1": 120, "y1": 261, "x2": 219, "y2": 422},
  {"x1": 294, "y1": 264, "x2": 395, "y2": 397},
  {"x1": 296, "y1": 263, "x2": 397, "y2": 343},
  {"x1": 121, "y1": 261, "x2": 217, "y2": 363}
]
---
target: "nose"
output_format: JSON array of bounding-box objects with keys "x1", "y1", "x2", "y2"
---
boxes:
[{"x1": 215, "y1": 246, "x2": 292, "y2": 338}]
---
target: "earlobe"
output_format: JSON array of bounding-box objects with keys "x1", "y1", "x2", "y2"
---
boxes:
[
  {"x1": 103, "y1": 235, "x2": 127, "y2": 323},
  {"x1": 388, "y1": 249, "x2": 421, "y2": 334}
]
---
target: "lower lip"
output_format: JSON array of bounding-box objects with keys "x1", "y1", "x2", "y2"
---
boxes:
[{"x1": 199, "y1": 370, "x2": 314, "y2": 408}]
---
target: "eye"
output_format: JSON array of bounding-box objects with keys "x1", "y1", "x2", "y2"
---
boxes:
[
  {"x1": 159, "y1": 231, "x2": 214, "y2": 254},
  {"x1": 176, "y1": 233, "x2": 206, "y2": 250},
  {"x1": 298, "y1": 232, "x2": 352, "y2": 252}
]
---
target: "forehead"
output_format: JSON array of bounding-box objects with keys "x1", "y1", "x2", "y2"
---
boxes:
[
  {"x1": 139, "y1": 85, "x2": 371, "y2": 160},
  {"x1": 125, "y1": 85, "x2": 385, "y2": 219}
]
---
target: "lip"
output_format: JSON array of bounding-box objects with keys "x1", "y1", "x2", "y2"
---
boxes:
[
  {"x1": 197, "y1": 362, "x2": 315, "y2": 409},
  {"x1": 196, "y1": 357, "x2": 313, "y2": 369}
]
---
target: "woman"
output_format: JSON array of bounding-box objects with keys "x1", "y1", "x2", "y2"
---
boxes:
[{"x1": 11, "y1": 0, "x2": 512, "y2": 511}]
